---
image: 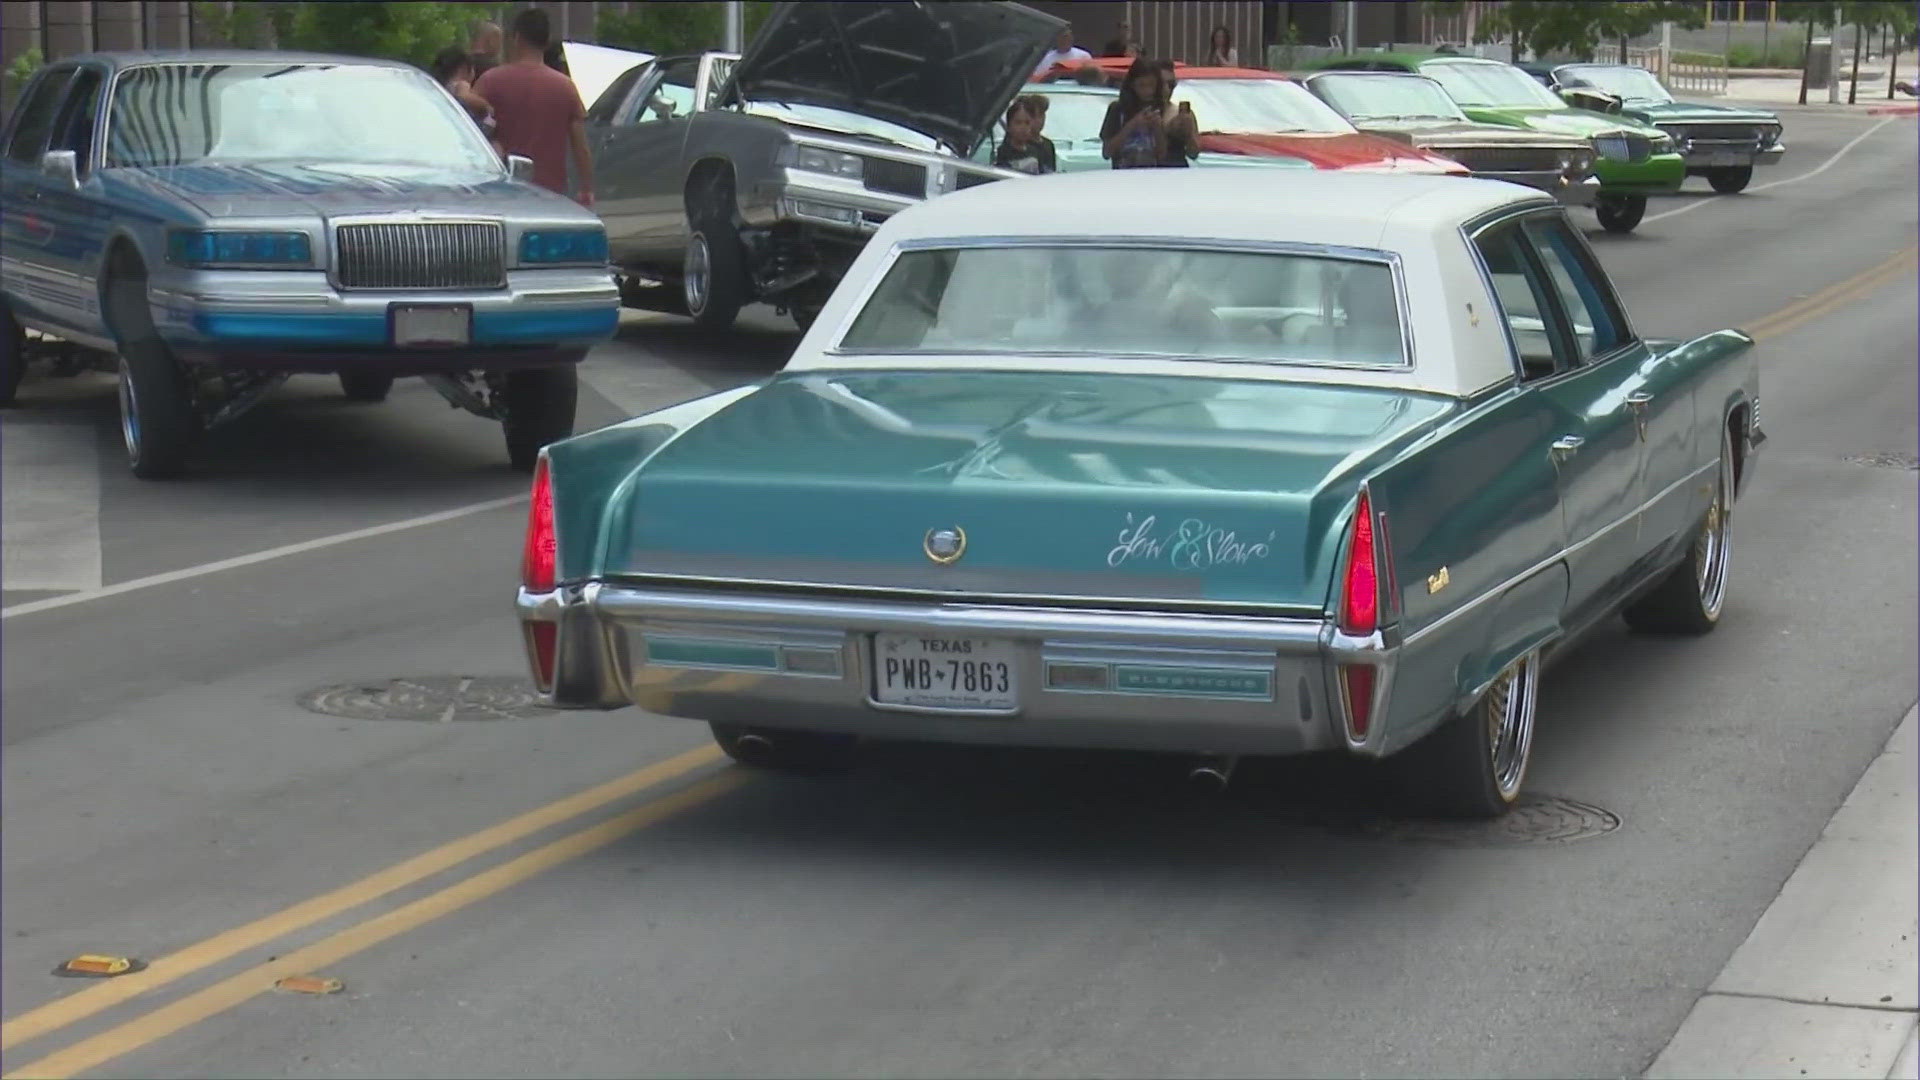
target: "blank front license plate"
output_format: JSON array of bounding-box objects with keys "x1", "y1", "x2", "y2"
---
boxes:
[
  {"x1": 1705, "y1": 150, "x2": 1747, "y2": 167},
  {"x1": 872, "y1": 634, "x2": 1018, "y2": 711},
  {"x1": 391, "y1": 304, "x2": 470, "y2": 347}
]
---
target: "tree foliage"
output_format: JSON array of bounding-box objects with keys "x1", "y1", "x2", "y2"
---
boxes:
[
  {"x1": 193, "y1": 2, "x2": 505, "y2": 67},
  {"x1": 593, "y1": 2, "x2": 779, "y2": 56},
  {"x1": 1436, "y1": 0, "x2": 1706, "y2": 62}
]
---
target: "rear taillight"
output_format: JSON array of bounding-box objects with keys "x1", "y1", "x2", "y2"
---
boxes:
[
  {"x1": 1339, "y1": 490, "x2": 1379, "y2": 636},
  {"x1": 1337, "y1": 489, "x2": 1385, "y2": 742},
  {"x1": 522, "y1": 456, "x2": 558, "y2": 692},
  {"x1": 522, "y1": 456, "x2": 556, "y2": 592}
]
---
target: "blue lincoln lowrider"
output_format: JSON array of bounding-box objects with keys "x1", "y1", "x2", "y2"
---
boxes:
[
  {"x1": 515, "y1": 169, "x2": 1762, "y2": 818},
  {"x1": 0, "y1": 51, "x2": 620, "y2": 477}
]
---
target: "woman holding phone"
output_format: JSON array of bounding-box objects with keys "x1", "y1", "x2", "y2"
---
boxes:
[
  {"x1": 1099, "y1": 58, "x2": 1167, "y2": 169},
  {"x1": 1154, "y1": 59, "x2": 1200, "y2": 167}
]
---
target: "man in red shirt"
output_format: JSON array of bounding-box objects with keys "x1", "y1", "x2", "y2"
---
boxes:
[{"x1": 474, "y1": 8, "x2": 594, "y2": 208}]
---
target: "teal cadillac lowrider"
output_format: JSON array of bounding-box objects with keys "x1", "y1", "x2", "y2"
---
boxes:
[{"x1": 515, "y1": 169, "x2": 1762, "y2": 818}]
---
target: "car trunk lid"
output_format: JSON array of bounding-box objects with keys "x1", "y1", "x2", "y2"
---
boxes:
[{"x1": 599, "y1": 371, "x2": 1457, "y2": 611}]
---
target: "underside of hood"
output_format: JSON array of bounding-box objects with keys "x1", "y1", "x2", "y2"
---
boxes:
[{"x1": 722, "y1": 1, "x2": 1064, "y2": 155}]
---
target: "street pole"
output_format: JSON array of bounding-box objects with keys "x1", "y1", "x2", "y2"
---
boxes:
[
  {"x1": 1661, "y1": 20, "x2": 1673, "y2": 81},
  {"x1": 1345, "y1": 1, "x2": 1359, "y2": 52},
  {"x1": 724, "y1": 1, "x2": 742, "y2": 52},
  {"x1": 1849, "y1": 18, "x2": 1862, "y2": 103},
  {"x1": 1798, "y1": 17, "x2": 1812, "y2": 103}
]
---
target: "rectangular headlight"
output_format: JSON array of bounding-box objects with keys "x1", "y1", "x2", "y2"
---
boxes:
[
  {"x1": 790, "y1": 145, "x2": 864, "y2": 179},
  {"x1": 167, "y1": 230, "x2": 312, "y2": 268},
  {"x1": 518, "y1": 229, "x2": 610, "y2": 266}
]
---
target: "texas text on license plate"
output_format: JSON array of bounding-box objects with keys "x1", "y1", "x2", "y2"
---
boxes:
[{"x1": 872, "y1": 633, "x2": 1018, "y2": 711}]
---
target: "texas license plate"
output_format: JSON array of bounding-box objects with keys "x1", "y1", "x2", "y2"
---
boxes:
[
  {"x1": 872, "y1": 634, "x2": 1018, "y2": 711},
  {"x1": 391, "y1": 304, "x2": 471, "y2": 347}
]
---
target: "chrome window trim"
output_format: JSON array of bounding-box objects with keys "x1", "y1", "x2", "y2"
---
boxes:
[{"x1": 825, "y1": 235, "x2": 1418, "y2": 372}]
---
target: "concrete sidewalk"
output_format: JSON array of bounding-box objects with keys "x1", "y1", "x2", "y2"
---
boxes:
[
  {"x1": 1717, "y1": 49, "x2": 1920, "y2": 114},
  {"x1": 1647, "y1": 706, "x2": 1918, "y2": 1079}
]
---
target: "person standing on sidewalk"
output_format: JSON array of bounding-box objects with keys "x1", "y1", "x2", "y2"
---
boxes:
[{"x1": 474, "y1": 8, "x2": 594, "y2": 209}]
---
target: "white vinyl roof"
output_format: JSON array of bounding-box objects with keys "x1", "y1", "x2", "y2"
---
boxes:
[{"x1": 789, "y1": 170, "x2": 1558, "y2": 398}]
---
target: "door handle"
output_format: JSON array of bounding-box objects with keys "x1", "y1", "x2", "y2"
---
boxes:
[
  {"x1": 1625, "y1": 391, "x2": 1653, "y2": 412},
  {"x1": 1549, "y1": 435, "x2": 1585, "y2": 464}
]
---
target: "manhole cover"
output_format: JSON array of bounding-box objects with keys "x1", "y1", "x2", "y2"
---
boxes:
[
  {"x1": 297, "y1": 677, "x2": 547, "y2": 722},
  {"x1": 1299, "y1": 794, "x2": 1621, "y2": 847},
  {"x1": 1844, "y1": 452, "x2": 1920, "y2": 470}
]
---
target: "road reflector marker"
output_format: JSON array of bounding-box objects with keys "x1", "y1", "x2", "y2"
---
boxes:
[
  {"x1": 273, "y1": 975, "x2": 342, "y2": 996},
  {"x1": 53, "y1": 956, "x2": 144, "y2": 979}
]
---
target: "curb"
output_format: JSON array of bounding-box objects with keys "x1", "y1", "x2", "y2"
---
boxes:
[{"x1": 1645, "y1": 706, "x2": 1919, "y2": 1079}]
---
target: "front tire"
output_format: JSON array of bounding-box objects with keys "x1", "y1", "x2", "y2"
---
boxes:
[
  {"x1": 710, "y1": 723, "x2": 859, "y2": 773},
  {"x1": 1624, "y1": 430, "x2": 1735, "y2": 635},
  {"x1": 0, "y1": 302, "x2": 24, "y2": 407},
  {"x1": 107, "y1": 264, "x2": 200, "y2": 479},
  {"x1": 1706, "y1": 166, "x2": 1753, "y2": 194},
  {"x1": 1387, "y1": 649, "x2": 1541, "y2": 819},
  {"x1": 1595, "y1": 194, "x2": 1647, "y2": 233},
  {"x1": 683, "y1": 224, "x2": 747, "y2": 331},
  {"x1": 499, "y1": 366, "x2": 578, "y2": 472},
  {"x1": 339, "y1": 371, "x2": 394, "y2": 402}
]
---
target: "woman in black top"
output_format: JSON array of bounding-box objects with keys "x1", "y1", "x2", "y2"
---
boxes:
[{"x1": 1099, "y1": 58, "x2": 1167, "y2": 169}]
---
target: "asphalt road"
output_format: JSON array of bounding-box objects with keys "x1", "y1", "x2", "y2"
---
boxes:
[{"x1": 2, "y1": 111, "x2": 1915, "y2": 1080}]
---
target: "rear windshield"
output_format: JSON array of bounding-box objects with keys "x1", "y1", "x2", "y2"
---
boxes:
[{"x1": 837, "y1": 245, "x2": 1406, "y2": 368}]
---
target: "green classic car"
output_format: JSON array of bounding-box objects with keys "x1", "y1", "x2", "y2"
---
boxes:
[
  {"x1": 1312, "y1": 52, "x2": 1685, "y2": 233},
  {"x1": 1548, "y1": 63, "x2": 1784, "y2": 193},
  {"x1": 514, "y1": 169, "x2": 1761, "y2": 819},
  {"x1": 974, "y1": 83, "x2": 1315, "y2": 174}
]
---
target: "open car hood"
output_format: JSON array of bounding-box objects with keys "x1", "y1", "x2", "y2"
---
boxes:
[{"x1": 723, "y1": 0, "x2": 1064, "y2": 155}]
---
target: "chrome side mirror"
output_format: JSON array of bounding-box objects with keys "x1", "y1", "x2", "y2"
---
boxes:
[
  {"x1": 41, "y1": 149, "x2": 79, "y2": 189},
  {"x1": 506, "y1": 154, "x2": 534, "y2": 183}
]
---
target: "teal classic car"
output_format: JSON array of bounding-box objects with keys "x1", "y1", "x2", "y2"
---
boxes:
[
  {"x1": 1312, "y1": 53, "x2": 1685, "y2": 233},
  {"x1": 973, "y1": 83, "x2": 1314, "y2": 173},
  {"x1": 1548, "y1": 63, "x2": 1784, "y2": 193},
  {"x1": 515, "y1": 169, "x2": 1762, "y2": 818}
]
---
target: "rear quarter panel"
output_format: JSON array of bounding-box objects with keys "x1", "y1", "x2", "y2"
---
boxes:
[
  {"x1": 1367, "y1": 385, "x2": 1570, "y2": 752},
  {"x1": 544, "y1": 385, "x2": 766, "y2": 583}
]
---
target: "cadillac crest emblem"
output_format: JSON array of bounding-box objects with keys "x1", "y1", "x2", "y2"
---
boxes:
[{"x1": 924, "y1": 527, "x2": 967, "y2": 565}]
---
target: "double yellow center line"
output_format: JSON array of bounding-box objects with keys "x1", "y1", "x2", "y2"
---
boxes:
[
  {"x1": 1743, "y1": 245, "x2": 1918, "y2": 343},
  {"x1": 2, "y1": 745, "x2": 739, "y2": 1079}
]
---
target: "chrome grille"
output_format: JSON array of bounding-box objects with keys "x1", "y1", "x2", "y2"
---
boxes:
[
  {"x1": 863, "y1": 158, "x2": 927, "y2": 198},
  {"x1": 1662, "y1": 123, "x2": 1764, "y2": 142},
  {"x1": 1593, "y1": 132, "x2": 1654, "y2": 163},
  {"x1": 1444, "y1": 146, "x2": 1567, "y2": 174},
  {"x1": 334, "y1": 222, "x2": 504, "y2": 290}
]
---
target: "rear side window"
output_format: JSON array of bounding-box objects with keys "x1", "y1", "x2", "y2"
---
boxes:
[
  {"x1": 1472, "y1": 220, "x2": 1569, "y2": 382},
  {"x1": 1520, "y1": 217, "x2": 1627, "y2": 360},
  {"x1": 6, "y1": 68, "x2": 77, "y2": 165}
]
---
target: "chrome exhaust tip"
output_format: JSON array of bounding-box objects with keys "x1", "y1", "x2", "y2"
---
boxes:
[
  {"x1": 1187, "y1": 755, "x2": 1238, "y2": 791},
  {"x1": 734, "y1": 732, "x2": 776, "y2": 757}
]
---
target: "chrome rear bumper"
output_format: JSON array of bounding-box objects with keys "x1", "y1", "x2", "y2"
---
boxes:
[{"x1": 518, "y1": 582, "x2": 1397, "y2": 757}]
